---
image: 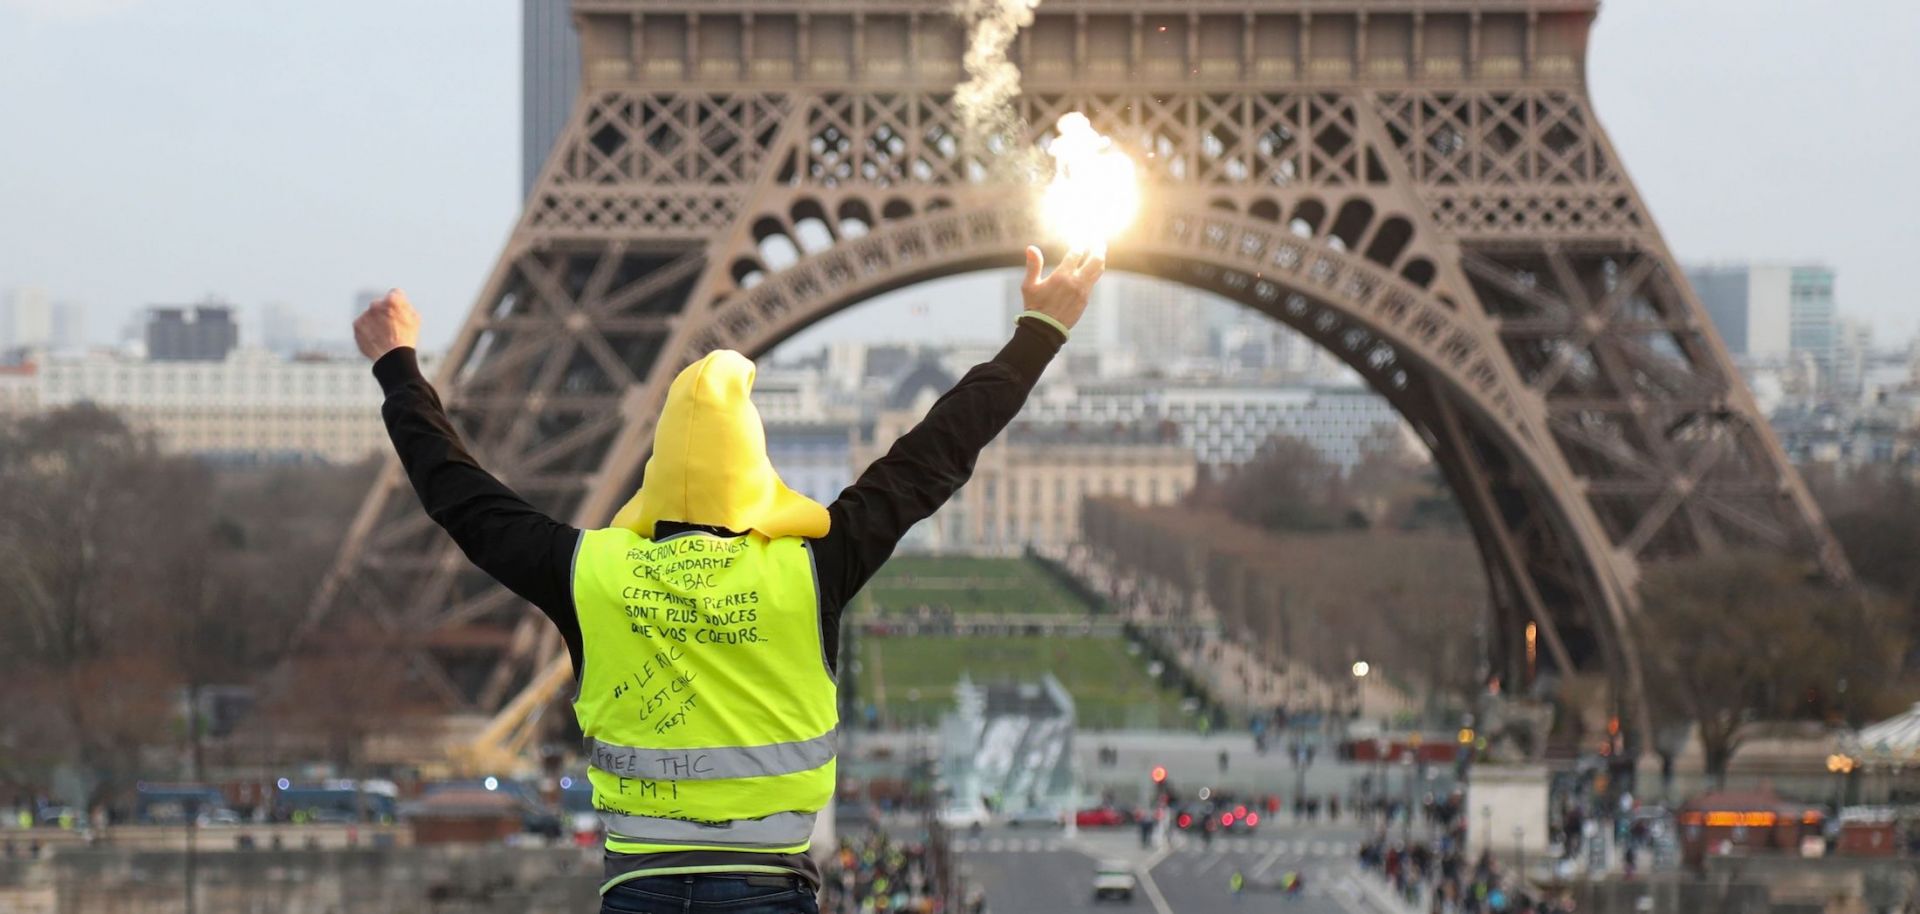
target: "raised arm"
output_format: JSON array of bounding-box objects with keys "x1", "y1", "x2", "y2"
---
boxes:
[
  {"x1": 811, "y1": 247, "x2": 1105, "y2": 611},
  {"x1": 355, "y1": 291, "x2": 584, "y2": 668}
]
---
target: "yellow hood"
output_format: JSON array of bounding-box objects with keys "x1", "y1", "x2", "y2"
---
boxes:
[{"x1": 611, "y1": 350, "x2": 830, "y2": 540}]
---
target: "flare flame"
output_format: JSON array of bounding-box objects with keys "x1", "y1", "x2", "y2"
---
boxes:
[{"x1": 1040, "y1": 113, "x2": 1140, "y2": 257}]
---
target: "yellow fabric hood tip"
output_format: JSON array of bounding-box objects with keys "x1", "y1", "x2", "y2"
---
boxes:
[{"x1": 611, "y1": 349, "x2": 831, "y2": 540}]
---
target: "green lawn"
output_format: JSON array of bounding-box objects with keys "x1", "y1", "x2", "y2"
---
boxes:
[
  {"x1": 851, "y1": 634, "x2": 1193, "y2": 730},
  {"x1": 860, "y1": 556, "x2": 1093, "y2": 616}
]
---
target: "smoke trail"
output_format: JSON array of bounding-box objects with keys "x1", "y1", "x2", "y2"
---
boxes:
[{"x1": 952, "y1": 0, "x2": 1043, "y2": 179}]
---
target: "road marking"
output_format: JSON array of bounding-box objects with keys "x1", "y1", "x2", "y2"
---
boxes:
[
  {"x1": 987, "y1": 839, "x2": 1005, "y2": 853},
  {"x1": 1329, "y1": 877, "x2": 1375, "y2": 914},
  {"x1": 1137, "y1": 846, "x2": 1175, "y2": 914},
  {"x1": 1251, "y1": 846, "x2": 1286, "y2": 879},
  {"x1": 1295, "y1": 840, "x2": 1310, "y2": 854},
  {"x1": 1044, "y1": 839, "x2": 1061, "y2": 852},
  {"x1": 1311, "y1": 841, "x2": 1328, "y2": 855},
  {"x1": 1025, "y1": 838, "x2": 1042, "y2": 852},
  {"x1": 1194, "y1": 854, "x2": 1226, "y2": 875}
]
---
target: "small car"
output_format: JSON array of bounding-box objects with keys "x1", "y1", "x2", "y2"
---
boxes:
[
  {"x1": 1075, "y1": 806, "x2": 1131, "y2": 828},
  {"x1": 1218, "y1": 804, "x2": 1262, "y2": 834},
  {"x1": 938, "y1": 801, "x2": 992, "y2": 832},
  {"x1": 1006, "y1": 805, "x2": 1063, "y2": 828},
  {"x1": 1092, "y1": 860, "x2": 1136, "y2": 902}
]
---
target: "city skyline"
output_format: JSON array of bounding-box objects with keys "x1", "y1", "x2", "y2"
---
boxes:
[{"x1": 1, "y1": 0, "x2": 1916, "y2": 352}]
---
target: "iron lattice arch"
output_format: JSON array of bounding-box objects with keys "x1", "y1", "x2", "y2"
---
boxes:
[{"x1": 304, "y1": 0, "x2": 1845, "y2": 755}]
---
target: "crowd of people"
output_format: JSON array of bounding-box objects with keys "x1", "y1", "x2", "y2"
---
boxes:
[
  {"x1": 822, "y1": 830, "x2": 955, "y2": 914},
  {"x1": 1360, "y1": 835, "x2": 1576, "y2": 914}
]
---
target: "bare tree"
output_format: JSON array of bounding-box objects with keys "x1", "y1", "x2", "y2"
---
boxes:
[
  {"x1": 264, "y1": 623, "x2": 433, "y2": 773},
  {"x1": 0, "y1": 406, "x2": 197, "y2": 804},
  {"x1": 1637, "y1": 552, "x2": 1904, "y2": 785},
  {"x1": 1, "y1": 408, "x2": 390, "y2": 800},
  {"x1": 1190, "y1": 435, "x2": 1348, "y2": 531},
  {"x1": 1812, "y1": 468, "x2": 1920, "y2": 668}
]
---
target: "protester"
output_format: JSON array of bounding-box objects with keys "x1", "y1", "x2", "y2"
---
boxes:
[
  {"x1": 354, "y1": 245, "x2": 1106, "y2": 914},
  {"x1": 822, "y1": 831, "x2": 944, "y2": 914}
]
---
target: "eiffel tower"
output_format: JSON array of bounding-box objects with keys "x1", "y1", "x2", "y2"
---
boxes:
[{"x1": 306, "y1": 0, "x2": 1847, "y2": 759}]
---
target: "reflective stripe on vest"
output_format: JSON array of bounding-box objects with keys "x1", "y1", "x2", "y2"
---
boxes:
[
  {"x1": 601, "y1": 809, "x2": 818, "y2": 850},
  {"x1": 587, "y1": 729, "x2": 837, "y2": 782}
]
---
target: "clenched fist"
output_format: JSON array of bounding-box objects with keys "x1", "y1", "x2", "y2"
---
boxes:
[
  {"x1": 1019, "y1": 246, "x2": 1106, "y2": 331},
  {"x1": 354, "y1": 289, "x2": 421, "y2": 362}
]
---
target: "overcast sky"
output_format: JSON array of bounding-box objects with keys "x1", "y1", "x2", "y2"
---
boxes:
[{"x1": 1, "y1": 0, "x2": 1914, "y2": 353}]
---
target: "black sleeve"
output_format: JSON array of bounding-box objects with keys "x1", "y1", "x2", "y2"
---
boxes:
[
  {"x1": 372, "y1": 347, "x2": 585, "y2": 672},
  {"x1": 809, "y1": 319, "x2": 1065, "y2": 668}
]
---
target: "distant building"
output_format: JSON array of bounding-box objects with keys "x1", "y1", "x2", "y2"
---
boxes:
[
  {"x1": 1688, "y1": 263, "x2": 1840, "y2": 386},
  {"x1": 752, "y1": 369, "x2": 836, "y2": 424},
  {"x1": 1789, "y1": 266, "x2": 1840, "y2": 381},
  {"x1": 50, "y1": 301, "x2": 86, "y2": 351},
  {"x1": 0, "y1": 363, "x2": 38, "y2": 415},
  {"x1": 858, "y1": 363, "x2": 1198, "y2": 554},
  {"x1": 1689, "y1": 266, "x2": 1763, "y2": 357},
  {"x1": 764, "y1": 421, "x2": 856, "y2": 507},
  {"x1": 1834, "y1": 317, "x2": 1875, "y2": 399},
  {"x1": 1771, "y1": 402, "x2": 1919, "y2": 475},
  {"x1": 35, "y1": 349, "x2": 426, "y2": 464},
  {"x1": 1117, "y1": 279, "x2": 1213, "y2": 366},
  {"x1": 146, "y1": 305, "x2": 240, "y2": 362},
  {"x1": 1024, "y1": 379, "x2": 1412, "y2": 471},
  {"x1": 2, "y1": 287, "x2": 53, "y2": 353},
  {"x1": 261, "y1": 301, "x2": 312, "y2": 356},
  {"x1": 523, "y1": 0, "x2": 581, "y2": 199}
]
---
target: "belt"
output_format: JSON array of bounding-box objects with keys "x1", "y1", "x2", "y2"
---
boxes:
[{"x1": 602, "y1": 866, "x2": 815, "y2": 895}]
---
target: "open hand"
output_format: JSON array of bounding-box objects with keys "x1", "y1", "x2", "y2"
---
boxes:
[
  {"x1": 1019, "y1": 246, "x2": 1106, "y2": 331},
  {"x1": 353, "y1": 289, "x2": 422, "y2": 361}
]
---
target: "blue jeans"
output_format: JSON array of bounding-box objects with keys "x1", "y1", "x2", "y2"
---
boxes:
[{"x1": 601, "y1": 874, "x2": 819, "y2": 914}]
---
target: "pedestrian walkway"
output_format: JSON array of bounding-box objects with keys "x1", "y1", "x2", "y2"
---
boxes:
[
  {"x1": 948, "y1": 834, "x2": 1358, "y2": 858},
  {"x1": 1162, "y1": 836, "x2": 1356, "y2": 857},
  {"x1": 950, "y1": 836, "x2": 1069, "y2": 854},
  {"x1": 1061, "y1": 550, "x2": 1414, "y2": 718}
]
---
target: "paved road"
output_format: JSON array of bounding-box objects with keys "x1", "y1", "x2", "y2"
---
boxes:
[
  {"x1": 850, "y1": 730, "x2": 1457, "y2": 801},
  {"x1": 950, "y1": 823, "x2": 1391, "y2": 914}
]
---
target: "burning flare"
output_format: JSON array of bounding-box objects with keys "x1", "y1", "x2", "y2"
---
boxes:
[{"x1": 1040, "y1": 113, "x2": 1140, "y2": 257}]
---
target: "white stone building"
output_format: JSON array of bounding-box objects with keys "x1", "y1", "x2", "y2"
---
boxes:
[
  {"x1": 34, "y1": 349, "x2": 419, "y2": 464},
  {"x1": 1022, "y1": 379, "x2": 1414, "y2": 471}
]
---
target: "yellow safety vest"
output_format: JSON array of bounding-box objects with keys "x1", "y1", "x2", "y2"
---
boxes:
[{"x1": 572, "y1": 527, "x2": 836, "y2": 856}]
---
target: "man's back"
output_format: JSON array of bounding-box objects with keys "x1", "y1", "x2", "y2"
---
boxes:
[{"x1": 572, "y1": 527, "x2": 836, "y2": 856}]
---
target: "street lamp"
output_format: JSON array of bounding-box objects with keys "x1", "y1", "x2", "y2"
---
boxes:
[{"x1": 1349, "y1": 661, "x2": 1370, "y2": 733}]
